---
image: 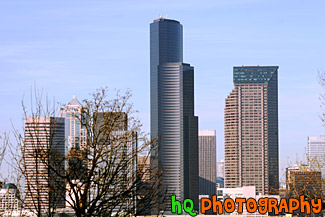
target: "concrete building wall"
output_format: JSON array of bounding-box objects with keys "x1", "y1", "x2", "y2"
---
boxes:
[
  {"x1": 24, "y1": 117, "x2": 65, "y2": 212},
  {"x1": 199, "y1": 130, "x2": 216, "y2": 197},
  {"x1": 225, "y1": 66, "x2": 279, "y2": 195}
]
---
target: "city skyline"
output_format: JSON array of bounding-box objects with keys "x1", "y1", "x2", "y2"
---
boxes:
[{"x1": 1, "y1": 0, "x2": 325, "y2": 181}]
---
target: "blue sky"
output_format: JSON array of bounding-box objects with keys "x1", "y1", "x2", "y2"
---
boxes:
[{"x1": 1, "y1": 0, "x2": 325, "y2": 181}]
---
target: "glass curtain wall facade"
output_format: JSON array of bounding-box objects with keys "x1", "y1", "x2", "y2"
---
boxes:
[
  {"x1": 150, "y1": 17, "x2": 198, "y2": 210},
  {"x1": 60, "y1": 96, "x2": 87, "y2": 188},
  {"x1": 60, "y1": 96, "x2": 87, "y2": 152}
]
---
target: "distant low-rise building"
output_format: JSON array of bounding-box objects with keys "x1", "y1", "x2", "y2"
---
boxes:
[
  {"x1": 136, "y1": 155, "x2": 151, "y2": 215},
  {"x1": 216, "y1": 177, "x2": 224, "y2": 188},
  {"x1": 217, "y1": 159, "x2": 225, "y2": 179},
  {"x1": 217, "y1": 186, "x2": 280, "y2": 216},
  {"x1": 0, "y1": 183, "x2": 21, "y2": 214},
  {"x1": 137, "y1": 156, "x2": 150, "y2": 182},
  {"x1": 286, "y1": 164, "x2": 322, "y2": 199}
]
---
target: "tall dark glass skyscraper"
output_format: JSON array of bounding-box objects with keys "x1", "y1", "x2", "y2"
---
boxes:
[
  {"x1": 225, "y1": 66, "x2": 279, "y2": 195},
  {"x1": 150, "y1": 17, "x2": 199, "y2": 210}
]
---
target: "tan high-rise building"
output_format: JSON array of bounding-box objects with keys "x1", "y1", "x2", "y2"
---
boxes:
[
  {"x1": 23, "y1": 117, "x2": 65, "y2": 213},
  {"x1": 198, "y1": 130, "x2": 216, "y2": 197},
  {"x1": 225, "y1": 66, "x2": 279, "y2": 195}
]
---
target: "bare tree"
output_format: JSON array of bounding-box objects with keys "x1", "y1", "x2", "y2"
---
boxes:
[
  {"x1": 1, "y1": 132, "x2": 26, "y2": 216},
  {"x1": 0, "y1": 132, "x2": 8, "y2": 183},
  {"x1": 319, "y1": 71, "x2": 325, "y2": 126},
  {"x1": 284, "y1": 161, "x2": 324, "y2": 216},
  {"x1": 285, "y1": 163, "x2": 323, "y2": 200},
  {"x1": 316, "y1": 70, "x2": 325, "y2": 198},
  {"x1": 9, "y1": 88, "x2": 66, "y2": 217},
  {"x1": 0, "y1": 132, "x2": 9, "y2": 214},
  {"x1": 12, "y1": 88, "x2": 166, "y2": 217}
]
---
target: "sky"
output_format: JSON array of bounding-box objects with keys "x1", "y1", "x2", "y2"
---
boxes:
[{"x1": 1, "y1": 0, "x2": 325, "y2": 182}]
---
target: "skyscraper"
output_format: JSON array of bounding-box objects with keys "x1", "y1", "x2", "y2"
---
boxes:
[
  {"x1": 217, "y1": 160, "x2": 225, "y2": 179},
  {"x1": 307, "y1": 136, "x2": 325, "y2": 177},
  {"x1": 224, "y1": 66, "x2": 279, "y2": 195},
  {"x1": 23, "y1": 117, "x2": 65, "y2": 212},
  {"x1": 150, "y1": 17, "x2": 199, "y2": 209},
  {"x1": 60, "y1": 96, "x2": 87, "y2": 152},
  {"x1": 60, "y1": 96, "x2": 88, "y2": 209},
  {"x1": 198, "y1": 130, "x2": 216, "y2": 197},
  {"x1": 95, "y1": 112, "x2": 137, "y2": 213},
  {"x1": 307, "y1": 136, "x2": 325, "y2": 196}
]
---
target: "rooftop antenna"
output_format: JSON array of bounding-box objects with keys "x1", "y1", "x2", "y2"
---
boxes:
[{"x1": 296, "y1": 153, "x2": 299, "y2": 164}]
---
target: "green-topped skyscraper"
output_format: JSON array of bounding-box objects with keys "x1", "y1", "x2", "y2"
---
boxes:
[{"x1": 225, "y1": 66, "x2": 279, "y2": 195}]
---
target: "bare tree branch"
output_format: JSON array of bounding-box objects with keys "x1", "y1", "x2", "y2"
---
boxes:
[{"x1": 10, "y1": 87, "x2": 166, "y2": 217}]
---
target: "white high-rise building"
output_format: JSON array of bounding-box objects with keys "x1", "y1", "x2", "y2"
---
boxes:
[
  {"x1": 307, "y1": 136, "x2": 325, "y2": 178},
  {"x1": 60, "y1": 96, "x2": 87, "y2": 208},
  {"x1": 60, "y1": 96, "x2": 87, "y2": 152},
  {"x1": 217, "y1": 159, "x2": 225, "y2": 178}
]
